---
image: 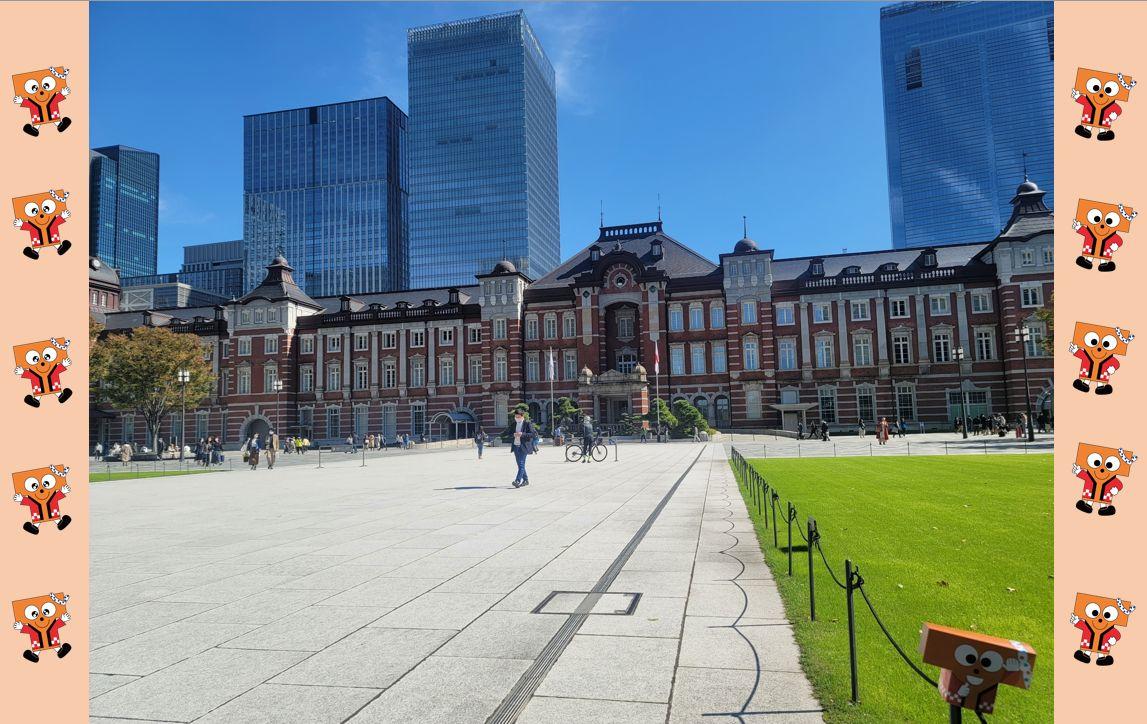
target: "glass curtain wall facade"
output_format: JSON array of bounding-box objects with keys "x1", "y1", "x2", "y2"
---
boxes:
[
  {"x1": 880, "y1": 1, "x2": 1053, "y2": 249},
  {"x1": 243, "y1": 98, "x2": 409, "y2": 297},
  {"x1": 408, "y1": 10, "x2": 559, "y2": 287},
  {"x1": 89, "y1": 145, "x2": 160, "y2": 277},
  {"x1": 180, "y1": 240, "x2": 246, "y2": 299}
]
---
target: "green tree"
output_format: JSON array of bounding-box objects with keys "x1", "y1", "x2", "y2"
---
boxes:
[
  {"x1": 617, "y1": 412, "x2": 645, "y2": 436},
  {"x1": 671, "y1": 399, "x2": 709, "y2": 438},
  {"x1": 1035, "y1": 295, "x2": 1054, "y2": 356},
  {"x1": 554, "y1": 396, "x2": 581, "y2": 431},
  {"x1": 644, "y1": 398, "x2": 678, "y2": 432},
  {"x1": 89, "y1": 317, "x2": 110, "y2": 403},
  {"x1": 96, "y1": 326, "x2": 215, "y2": 453}
]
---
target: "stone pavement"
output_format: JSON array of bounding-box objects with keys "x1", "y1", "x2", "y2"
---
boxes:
[{"x1": 89, "y1": 442, "x2": 822, "y2": 723}]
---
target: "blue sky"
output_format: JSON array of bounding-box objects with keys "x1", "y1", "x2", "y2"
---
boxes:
[{"x1": 92, "y1": 1, "x2": 889, "y2": 273}]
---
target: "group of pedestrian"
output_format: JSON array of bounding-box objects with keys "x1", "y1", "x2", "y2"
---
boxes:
[
  {"x1": 241, "y1": 431, "x2": 280, "y2": 470},
  {"x1": 105, "y1": 441, "x2": 133, "y2": 464},
  {"x1": 193, "y1": 437, "x2": 224, "y2": 466},
  {"x1": 280, "y1": 436, "x2": 311, "y2": 454},
  {"x1": 958, "y1": 413, "x2": 1010, "y2": 437},
  {"x1": 797, "y1": 420, "x2": 831, "y2": 441}
]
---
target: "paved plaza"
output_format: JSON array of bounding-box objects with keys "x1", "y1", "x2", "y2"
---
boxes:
[{"x1": 89, "y1": 442, "x2": 822, "y2": 723}]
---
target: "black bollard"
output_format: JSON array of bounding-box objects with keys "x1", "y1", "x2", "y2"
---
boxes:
[
  {"x1": 846, "y1": 559, "x2": 860, "y2": 704},
  {"x1": 786, "y1": 502, "x2": 794, "y2": 576},
  {"x1": 807, "y1": 517, "x2": 817, "y2": 621}
]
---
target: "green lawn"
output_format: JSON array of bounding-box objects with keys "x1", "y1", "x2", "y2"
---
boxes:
[
  {"x1": 735, "y1": 455, "x2": 1052, "y2": 723},
  {"x1": 91, "y1": 469, "x2": 222, "y2": 483}
]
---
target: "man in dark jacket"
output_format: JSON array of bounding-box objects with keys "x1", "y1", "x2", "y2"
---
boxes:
[
  {"x1": 509, "y1": 410, "x2": 536, "y2": 488},
  {"x1": 580, "y1": 416, "x2": 595, "y2": 463}
]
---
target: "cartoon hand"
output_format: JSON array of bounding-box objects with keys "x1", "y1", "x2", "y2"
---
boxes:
[
  {"x1": 13, "y1": 494, "x2": 22, "y2": 503},
  {"x1": 62, "y1": 357, "x2": 72, "y2": 368},
  {"x1": 14, "y1": 366, "x2": 24, "y2": 376},
  {"x1": 12, "y1": 218, "x2": 21, "y2": 229},
  {"x1": 61, "y1": 87, "x2": 70, "y2": 97},
  {"x1": 1109, "y1": 112, "x2": 1119, "y2": 122},
  {"x1": 1071, "y1": 89, "x2": 1081, "y2": 100},
  {"x1": 1106, "y1": 364, "x2": 1118, "y2": 377},
  {"x1": 1072, "y1": 220, "x2": 1082, "y2": 231},
  {"x1": 1068, "y1": 343, "x2": 1079, "y2": 354},
  {"x1": 12, "y1": 622, "x2": 20, "y2": 631},
  {"x1": 1070, "y1": 612, "x2": 1080, "y2": 624},
  {"x1": 12, "y1": 95, "x2": 22, "y2": 105},
  {"x1": 957, "y1": 683, "x2": 971, "y2": 697},
  {"x1": 1110, "y1": 488, "x2": 1120, "y2": 496},
  {"x1": 60, "y1": 613, "x2": 70, "y2": 622},
  {"x1": 61, "y1": 210, "x2": 71, "y2": 220},
  {"x1": 1072, "y1": 464, "x2": 1082, "y2": 475},
  {"x1": 61, "y1": 484, "x2": 70, "y2": 495}
]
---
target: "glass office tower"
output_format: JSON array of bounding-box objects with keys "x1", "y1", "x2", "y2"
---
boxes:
[
  {"x1": 408, "y1": 10, "x2": 559, "y2": 287},
  {"x1": 179, "y1": 240, "x2": 246, "y2": 299},
  {"x1": 880, "y1": 1, "x2": 1053, "y2": 249},
  {"x1": 89, "y1": 145, "x2": 160, "y2": 277},
  {"x1": 243, "y1": 97, "x2": 409, "y2": 297}
]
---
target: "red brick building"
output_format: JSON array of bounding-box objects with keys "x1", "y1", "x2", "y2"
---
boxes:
[{"x1": 94, "y1": 180, "x2": 1053, "y2": 446}]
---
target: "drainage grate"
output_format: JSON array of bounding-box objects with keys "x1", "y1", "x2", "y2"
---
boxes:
[{"x1": 532, "y1": 590, "x2": 641, "y2": 616}]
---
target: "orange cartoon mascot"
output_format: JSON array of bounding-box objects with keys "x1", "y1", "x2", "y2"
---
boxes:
[
  {"x1": 11, "y1": 592, "x2": 72, "y2": 663},
  {"x1": 1070, "y1": 322, "x2": 1133, "y2": 395},
  {"x1": 1073, "y1": 67, "x2": 1134, "y2": 141},
  {"x1": 12, "y1": 337, "x2": 73, "y2": 407},
  {"x1": 1074, "y1": 199, "x2": 1135, "y2": 273},
  {"x1": 12, "y1": 189, "x2": 72, "y2": 260},
  {"x1": 1073, "y1": 443, "x2": 1135, "y2": 516},
  {"x1": 11, "y1": 465, "x2": 72, "y2": 535},
  {"x1": 1072, "y1": 593, "x2": 1134, "y2": 666},
  {"x1": 11, "y1": 67, "x2": 71, "y2": 137}
]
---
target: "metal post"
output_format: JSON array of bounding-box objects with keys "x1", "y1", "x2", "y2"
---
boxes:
[
  {"x1": 317, "y1": 446, "x2": 323, "y2": 469},
  {"x1": 1016, "y1": 327, "x2": 1036, "y2": 443},
  {"x1": 807, "y1": 517, "x2": 817, "y2": 621},
  {"x1": 361, "y1": 443, "x2": 366, "y2": 467},
  {"x1": 613, "y1": 439, "x2": 618, "y2": 461},
  {"x1": 760, "y1": 483, "x2": 767, "y2": 521},
  {"x1": 846, "y1": 559, "x2": 860, "y2": 704},
  {"x1": 771, "y1": 492, "x2": 779, "y2": 547},
  {"x1": 949, "y1": 703, "x2": 963, "y2": 723},
  {"x1": 786, "y1": 502, "x2": 794, "y2": 576},
  {"x1": 955, "y1": 347, "x2": 968, "y2": 439}
]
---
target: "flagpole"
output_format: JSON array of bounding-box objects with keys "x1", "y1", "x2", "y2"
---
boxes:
[
  {"x1": 654, "y1": 334, "x2": 661, "y2": 442},
  {"x1": 548, "y1": 347, "x2": 555, "y2": 438}
]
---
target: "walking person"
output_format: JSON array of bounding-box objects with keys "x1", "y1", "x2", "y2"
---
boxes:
[
  {"x1": 247, "y1": 433, "x2": 261, "y2": 470},
  {"x1": 93, "y1": 441, "x2": 103, "y2": 461},
  {"x1": 509, "y1": 409, "x2": 535, "y2": 488},
  {"x1": 878, "y1": 416, "x2": 890, "y2": 446},
  {"x1": 475, "y1": 428, "x2": 487, "y2": 460},
  {"x1": 266, "y1": 430, "x2": 278, "y2": 469},
  {"x1": 120, "y1": 441, "x2": 132, "y2": 466},
  {"x1": 857, "y1": 418, "x2": 866, "y2": 438},
  {"x1": 797, "y1": 421, "x2": 805, "y2": 440},
  {"x1": 580, "y1": 415, "x2": 595, "y2": 464},
  {"x1": 346, "y1": 434, "x2": 355, "y2": 454}
]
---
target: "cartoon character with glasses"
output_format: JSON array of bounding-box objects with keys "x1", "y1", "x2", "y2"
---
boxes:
[
  {"x1": 1074, "y1": 199, "x2": 1135, "y2": 273},
  {"x1": 1073, "y1": 443, "x2": 1135, "y2": 516},
  {"x1": 1073, "y1": 67, "x2": 1134, "y2": 141}
]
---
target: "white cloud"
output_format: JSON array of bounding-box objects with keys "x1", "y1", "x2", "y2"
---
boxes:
[{"x1": 524, "y1": 2, "x2": 608, "y2": 115}]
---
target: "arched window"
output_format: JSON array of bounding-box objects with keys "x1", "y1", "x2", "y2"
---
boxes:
[
  {"x1": 714, "y1": 396, "x2": 731, "y2": 428},
  {"x1": 694, "y1": 396, "x2": 710, "y2": 423}
]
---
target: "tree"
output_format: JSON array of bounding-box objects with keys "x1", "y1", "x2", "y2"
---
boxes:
[
  {"x1": 644, "y1": 398, "x2": 678, "y2": 432},
  {"x1": 89, "y1": 318, "x2": 110, "y2": 402},
  {"x1": 1034, "y1": 294, "x2": 1054, "y2": 356},
  {"x1": 617, "y1": 412, "x2": 645, "y2": 436},
  {"x1": 96, "y1": 326, "x2": 214, "y2": 454},
  {"x1": 671, "y1": 399, "x2": 709, "y2": 438},
  {"x1": 554, "y1": 396, "x2": 581, "y2": 431}
]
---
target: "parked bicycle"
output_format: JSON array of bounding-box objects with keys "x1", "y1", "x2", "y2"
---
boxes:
[{"x1": 565, "y1": 436, "x2": 608, "y2": 462}]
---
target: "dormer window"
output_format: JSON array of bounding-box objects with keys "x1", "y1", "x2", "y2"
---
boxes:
[
  {"x1": 921, "y1": 249, "x2": 938, "y2": 268},
  {"x1": 843, "y1": 265, "x2": 861, "y2": 276},
  {"x1": 651, "y1": 239, "x2": 663, "y2": 259},
  {"x1": 879, "y1": 262, "x2": 899, "y2": 272},
  {"x1": 809, "y1": 259, "x2": 825, "y2": 277},
  {"x1": 589, "y1": 245, "x2": 601, "y2": 262}
]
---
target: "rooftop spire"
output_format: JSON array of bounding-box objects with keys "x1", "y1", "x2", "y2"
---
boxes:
[
  {"x1": 657, "y1": 193, "x2": 662, "y2": 222},
  {"x1": 742, "y1": 215, "x2": 748, "y2": 239},
  {"x1": 1022, "y1": 151, "x2": 1028, "y2": 181},
  {"x1": 600, "y1": 200, "x2": 604, "y2": 227}
]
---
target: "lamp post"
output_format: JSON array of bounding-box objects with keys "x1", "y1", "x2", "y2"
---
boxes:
[
  {"x1": 272, "y1": 378, "x2": 284, "y2": 441},
  {"x1": 1013, "y1": 327, "x2": 1036, "y2": 442},
  {"x1": 177, "y1": 369, "x2": 190, "y2": 462},
  {"x1": 953, "y1": 346, "x2": 968, "y2": 439}
]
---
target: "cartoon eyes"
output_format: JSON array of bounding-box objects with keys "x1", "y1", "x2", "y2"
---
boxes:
[
  {"x1": 40, "y1": 474, "x2": 56, "y2": 490},
  {"x1": 1104, "y1": 81, "x2": 1119, "y2": 96},
  {"x1": 40, "y1": 76, "x2": 56, "y2": 92},
  {"x1": 1088, "y1": 452, "x2": 1104, "y2": 468},
  {"x1": 955, "y1": 644, "x2": 978, "y2": 666},
  {"x1": 40, "y1": 602, "x2": 56, "y2": 618},
  {"x1": 1105, "y1": 456, "x2": 1121, "y2": 471},
  {"x1": 24, "y1": 202, "x2": 40, "y2": 218},
  {"x1": 42, "y1": 347, "x2": 57, "y2": 363},
  {"x1": 24, "y1": 350, "x2": 40, "y2": 366},
  {"x1": 979, "y1": 651, "x2": 1003, "y2": 672},
  {"x1": 1088, "y1": 208, "x2": 1103, "y2": 225},
  {"x1": 1087, "y1": 77, "x2": 1102, "y2": 93},
  {"x1": 1086, "y1": 602, "x2": 1101, "y2": 618},
  {"x1": 23, "y1": 79, "x2": 39, "y2": 95},
  {"x1": 1105, "y1": 212, "x2": 1120, "y2": 228},
  {"x1": 1101, "y1": 335, "x2": 1118, "y2": 351},
  {"x1": 23, "y1": 605, "x2": 39, "y2": 621},
  {"x1": 1084, "y1": 332, "x2": 1100, "y2": 347},
  {"x1": 1103, "y1": 605, "x2": 1119, "y2": 621},
  {"x1": 954, "y1": 644, "x2": 1004, "y2": 671},
  {"x1": 23, "y1": 476, "x2": 39, "y2": 493},
  {"x1": 41, "y1": 199, "x2": 56, "y2": 215}
]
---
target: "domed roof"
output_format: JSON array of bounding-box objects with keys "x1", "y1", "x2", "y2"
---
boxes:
[
  {"x1": 633, "y1": 363, "x2": 647, "y2": 375},
  {"x1": 734, "y1": 236, "x2": 759, "y2": 254},
  {"x1": 491, "y1": 259, "x2": 517, "y2": 275},
  {"x1": 1015, "y1": 179, "x2": 1040, "y2": 195}
]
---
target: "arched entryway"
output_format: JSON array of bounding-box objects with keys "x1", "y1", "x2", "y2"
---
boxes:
[
  {"x1": 241, "y1": 415, "x2": 272, "y2": 444},
  {"x1": 429, "y1": 409, "x2": 477, "y2": 440}
]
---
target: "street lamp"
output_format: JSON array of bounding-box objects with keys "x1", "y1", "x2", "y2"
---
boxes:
[
  {"x1": 272, "y1": 377, "x2": 284, "y2": 441},
  {"x1": 953, "y1": 346, "x2": 968, "y2": 439},
  {"x1": 177, "y1": 369, "x2": 190, "y2": 461},
  {"x1": 1013, "y1": 327, "x2": 1036, "y2": 442}
]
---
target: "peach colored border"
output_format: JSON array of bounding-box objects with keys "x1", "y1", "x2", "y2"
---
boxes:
[
  {"x1": 1056, "y1": 2, "x2": 1147, "y2": 718},
  {"x1": 0, "y1": 2, "x2": 88, "y2": 718}
]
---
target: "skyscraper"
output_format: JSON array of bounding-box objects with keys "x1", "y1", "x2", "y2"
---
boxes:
[
  {"x1": 408, "y1": 10, "x2": 559, "y2": 287},
  {"x1": 880, "y1": 1, "x2": 1053, "y2": 249},
  {"x1": 179, "y1": 239, "x2": 246, "y2": 299},
  {"x1": 89, "y1": 145, "x2": 160, "y2": 277},
  {"x1": 242, "y1": 97, "x2": 409, "y2": 297}
]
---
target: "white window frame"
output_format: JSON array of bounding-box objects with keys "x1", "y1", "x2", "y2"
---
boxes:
[
  {"x1": 741, "y1": 300, "x2": 758, "y2": 325},
  {"x1": 818, "y1": 386, "x2": 838, "y2": 424},
  {"x1": 668, "y1": 305, "x2": 684, "y2": 332},
  {"x1": 326, "y1": 335, "x2": 342, "y2": 352},
  {"x1": 438, "y1": 327, "x2": 454, "y2": 346},
  {"x1": 710, "y1": 304, "x2": 725, "y2": 329},
  {"x1": 526, "y1": 352, "x2": 540, "y2": 382},
  {"x1": 410, "y1": 330, "x2": 425, "y2": 348},
  {"x1": 670, "y1": 344, "x2": 686, "y2": 375},
  {"x1": 409, "y1": 357, "x2": 425, "y2": 387},
  {"x1": 494, "y1": 350, "x2": 508, "y2": 382},
  {"x1": 238, "y1": 337, "x2": 252, "y2": 356},
  {"x1": 689, "y1": 303, "x2": 705, "y2": 331},
  {"x1": 815, "y1": 335, "x2": 835, "y2": 368},
  {"x1": 850, "y1": 300, "x2": 870, "y2": 321},
  {"x1": 467, "y1": 356, "x2": 482, "y2": 384},
  {"x1": 1020, "y1": 285, "x2": 1044, "y2": 308},
  {"x1": 776, "y1": 304, "x2": 795, "y2": 326},
  {"x1": 439, "y1": 357, "x2": 455, "y2": 385},
  {"x1": 889, "y1": 298, "x2": 909, "y2": 319},
  {"x1": 326, "y1": 365, "x2": 341, "y2": 391},
  {"x1": 354, "y1": 362, "x2": 369, "y2": 390},
  {"x1": 970, "y1": 291, "x2": 992, "y2": 313},
  {"x1": 691, "y1": 342, "x2": 707, "y2": 375},
  {"x1": 778, "y1": 338, "x2": 797, "y2": 371},
  {"x1": 562, "y1": 312, "x2": 576, "y2": 338},
  {"x1": 354, "y1": 333, "x2": 369, "y2": 351},
  {"x1": 493, "y1": 318, "x2": 508, "y2": 340},
  {"x1": 264, "y1": 336, "x2": 278, "y2": 355},
  {"x1": 742, "y1": 335, "x2": 760, "y2": 371},
  {"x1": 300, "y1": 336, "x2": 314, "y2": 354},
  {"x1": 892, "y1": 332, "x2": 913, "y2": 365},
  {"x1": 237, "y1": 366, "x2": 251, "y2": 394},
  {"x1": 543, "y1": 314, "x2": 558, "y2": 340},
  {"x1": 852, "y1": 334, "x2": 873, "y2": 366},
  {"x1": 974, "y1": 328, "x2": 995, "y2": 361},
  {"x1": 383, "y1": 360, "x2": 397, "y2": 388},
  {"x1": 299, "y1": 365, "x2": 314, "y2": 392},
  {"x1": 932, "y1": 329, "x2": 952, "y2": 363},
  {"x1": 467, "y1": 326, "x2": 481, "y2": 345},
  {"x1": 929, "y1": 295, "x2": 951, "y2": 316},
  {"x1": 563, "y1": 350, "x2": 578, "y2": 380},
  {"x1": 525, "y1": 315, "x2": 539, "y2": 341},
  {"x1": 813, "y1": 302, "x2": 832, "y2": 324}
]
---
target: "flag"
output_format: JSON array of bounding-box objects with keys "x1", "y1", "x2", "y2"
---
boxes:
[
  {"x1": 547, "y1": 348, "x2": 555, "y2": 381},
  {"x1": 653, "y1": 342, "x2": 660, "y2": 375}
]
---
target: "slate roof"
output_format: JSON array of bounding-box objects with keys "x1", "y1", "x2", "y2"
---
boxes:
[
  {"x1": 311, "y1": 286, "x2": 480, "y2": 314},
  {"x1": 89, "y1": 256, "x2": 120, "y2": 287},
  {"x1": 240, "y1": 255, "x2": 322, "y2": 309},
  {"x1": 770, "y1": 242, "x2": 992, "y2": 281}
]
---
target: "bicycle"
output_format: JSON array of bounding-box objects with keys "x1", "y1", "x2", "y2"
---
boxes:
[{"x1": 565, "y1": 438, "x2": 608, "y2": 462}]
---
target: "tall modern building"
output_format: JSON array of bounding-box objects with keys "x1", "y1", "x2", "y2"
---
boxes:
[
  {"x1": 880, "y1": 1, "x2": 1053, "y2": 249},
  {"x1": 243, "y1": 97, "x2": 409, "y2": 297},
  {"x1": 89, "y1": 145, "x2": 160, "y2": 277},
  {"x1": 408, "y1": 10, "x2": 559, "y2": 287},
  {"x1": 180, "y1": 240, "x2": 246, "y2": 299}
]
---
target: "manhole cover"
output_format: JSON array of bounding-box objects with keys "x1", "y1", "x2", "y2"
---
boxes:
[{"x1": 532, "y1": 590, "x2": 641, "y2": 616}]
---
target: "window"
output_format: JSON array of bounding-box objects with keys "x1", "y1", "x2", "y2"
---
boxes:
[
  {"x1": 853, "y1": 335, "x2": 873, "y2": 366},
  {"x1": 264, "y1": 365, "x2": 278, "y2": 392},
  {"x1": 410, "y1": 330, "x2": 425, "y2": 348},
  {"x1": 929, "y1": 295, "x2": 950, "y2": 315},
  {"x1": 815, "y1": 336, "x2": 834, "y2": 368},
  {"x1": 327, "y1": 335, "x2": 342, "y2": 352},
  {"x1": 383, "y1": 360, "x2": 397, "y2": 388},
  {"x1": 746, "y1": 388, "x2": 762, "y2": 420},
  {"x1": 297, "y1": 408, "x2": 310, "y2": 436},
  {"x1": 975, "y1": 329, "x2": 995, "y2": 361},
  {"x1": 905, "y1": 47, "x2": 922, "y2": 90},
  {"x1": 354, "y1": 363, "x2": 369, "y2": 390},
  {"x1": 710, "y1": 304, "x2": 725, "y2": 329},
  {"x1": 525, "y1": 316, "x2": 539, "y2": 340},
  {"x1": 670, "y1": 345, "x2": 685, "y2": 375},
  {"x1": 712, "y1": 341, "x2": 727, "y2": 373},
  {"x1": 493, "y1": 318, "x2": 507, "y2": 340},
  {"x1": 494, "y1": 350, "x2": 508, "y2": 382},
  {"x1": 122, "y1": 414, "x2": 135, "y2": 441},
  {"x1": 543, "y1": 315, "x2": 557, "y2": 340},
  {"x1": 326, "y1": 407, "x2": 340, "y2": 438},
  {"x1": 892, "y1": 332, "x2": 912, "y2": 365},
  {"x1": 691, "y1": 343, "x2": 707, "y2": 374},
  {"x1": 440, "y1": 357, "x2": 455, "y2": 385},
  {"x1": 196, "y1": 411, "x2": 209, "y2": 440},
  {"x1": 238, "y1": 337, "x2": 251, "y2": 356},
  {"x1": 526, "y1": 352, "x2": 540, "y2": 382},
  {"x1": 383, "y1": 331, "x2": 397, "y2": 349},
  {"x1": 301, "y1": 336, "x2": 314, "y2": 354},
  {"x1": 778, "y1": 338, "x2": 797, "y2": 371},
  {"x1": 300, "y1": 365, "x2": 314, "y2": 392},
  {"x1": 818, "y1": 387, "x2": 838, "y2": 424},
  {"x1": 410, "y1": 358, "x2": 425, "y2": 387},
  {"x1": 689, "y1": 304, "x2": 705, "y2": 331},
  {"x1": 237, "y1": 367, "x2": 251, "y2": 394},
  {"x1": 354, "y1": 407, "x2": 368, "y2": 438},
  {"x1": 668, "y1": 305, "x2": 684, "y2": 332},
  {"x1": 222, "y1": 340, "x2": 231, "y2": 359},
  {"x1": 616, "y1": 352, "x2": 637, "y2": 374},
  {"x1": 715, "y1": 396, "x2": 731, "y2": 428},
  {"x1": 850, "y1": 301, "x2": 870, "y2": 321},
  {"x1": 741, "y1": 300, "x2": 758, "y2": 324},
  {"x1": 889, "y1": 298, "x2": 909, "y2": 318},
  {"x1": 933, "y1": 330, "x2": 952, "y2": 362},
  {"x1": 264, "y1": 336, "x2": 278, "y2": 354},
  {"x1": 1021, "y1": 285, "x2": 1044, "y2": 308},
  {"x1": 617, "y1": 311, "x2": 635, "y2": 339},
  {"x1": 742, "y1": 336, "x2": 760, "y2": 371},
  {"x1": 439, "y1": 328, "x2": 454, "y2": 346},
  {"x1": 467, "y1": 326, "x2": 481, "y2": 345},
  {"x1": 327, "y1": 365, "x2": 340, "y2": 391},
  {"x1": 896, "y1": 383, "x2": 916, "y2": 421},
  {"x1": 857, "y1": 387, "x2": 875, "y2": 423},
  {"x1": 467, "y1": 356, "x2": 482, "y2": 384},
  {"x1": 970, "y1": 292, "x2": 992, "y2": 313},
  {"x1": 1024, "y1": 323, "x2": 1048, "y2": 358},
  {"x1": 410, "y1": 405, "x2": 424, "y2": 436},
  {"x1": 563, "y1": 313, "x2": 576, "y2": 338},
  {"x1": 813, "y1": 303, "x2": 832, "y2": 323},
  {"x1": 254, "y1": 309, "x2": 265, "y2": 324},
  {"x1": 354, "y1": 333, "x2": 369, "y2": 351},
  {"x1": 1042, "y1": 246, "x2": 1054, "y2": 265},
  {"x1": 776, "y1": 304, "x2": 795, "y2": 326},
  {"x1": 563, "y1": 350, "x2": 578, "y2": 380},
  {"x1": 1020, "y1": 249, "x2": 1035, "y2": 266},
  {"x1": 267, "y1": 308, "x2": 279, "y2": 323},
  {"x1": 240, "y1": 310, "x2": 251, "y2": 325},
  {"x1": 781, "y1": 388, "x2": 800, "y2": 404}
]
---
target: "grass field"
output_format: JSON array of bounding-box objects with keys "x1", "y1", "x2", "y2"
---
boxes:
[
  {"x1": 735, "y1": 455, "x2": 1052, "y2": 723},
  {"x1": 91, "y1": 469, "x2": 221, "y2": 483}
]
